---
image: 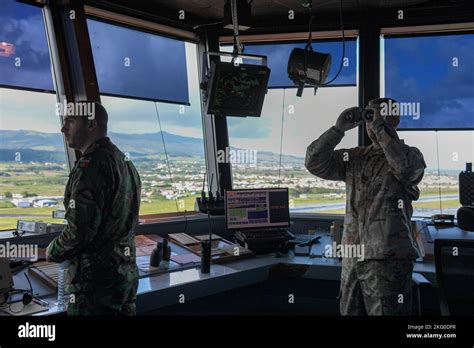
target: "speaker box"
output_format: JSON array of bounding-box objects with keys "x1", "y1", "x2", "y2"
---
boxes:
[
  {"x1": 459, "y1": 163, "x2": 474, "y2": 206},
  {"x1": 457, "y1": 206, "x2": 474, "y2": 232},
  {"x1": 0, "y1": 258, "x2": 13, "y2": 294}
]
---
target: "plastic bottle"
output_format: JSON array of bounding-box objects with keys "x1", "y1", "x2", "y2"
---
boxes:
[{"x1": 57, "y1": 260, "x2": 69, "y2": 311}]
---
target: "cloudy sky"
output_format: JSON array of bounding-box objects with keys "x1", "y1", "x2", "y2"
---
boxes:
[
  {"x1": 0, "y1": 0, "x2": 473, "y2": 171},
  {"x1": 87, "y1": 18, "x2": 189, "y2": 105},
  {"x1": 383, "y1": 34, "x2": 474, "y2": 129}
]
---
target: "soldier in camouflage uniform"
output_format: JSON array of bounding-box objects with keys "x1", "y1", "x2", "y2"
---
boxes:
[
  {"x1": 305, "y1": 98, "x2": 426, "y2": 315},
  {"x1": 47, "y1": 101, "x2": 141, "y2": 316}
]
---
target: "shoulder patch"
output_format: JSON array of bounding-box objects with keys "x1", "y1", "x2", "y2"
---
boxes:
[{"x1": 78, "y1": 159, "x2": 90, "y2": 169}]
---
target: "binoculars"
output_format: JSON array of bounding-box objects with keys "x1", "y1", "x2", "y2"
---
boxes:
[{"x1": 342, "y1": 107, "x2": 376, "y2": 123}]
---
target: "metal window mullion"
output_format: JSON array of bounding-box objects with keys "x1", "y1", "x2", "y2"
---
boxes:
[
  {"x1": 42, "y1": 0, "x2": 101, "y2": 170},
  {"x1": 197, "y1": 37, "x2": 222, "y2": 196},
  {"x1": 42, "y1": 3, "x2": 76, "y2": 172},
  {"x1": 358, "y1": 24, "x2": 380, "y2": 147}
]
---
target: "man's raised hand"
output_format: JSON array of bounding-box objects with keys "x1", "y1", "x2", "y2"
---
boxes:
[{"x1": 335, "y1": 107, "x2": 363, "y2": 133}]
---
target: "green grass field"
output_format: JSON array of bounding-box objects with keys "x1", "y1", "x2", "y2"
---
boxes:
[
  {"x1": 0, "y1": 163, "x2": 68, "y2": 197},
  {"x1": 0, "y1": 162, "x2": 202, "y2": 230},
  {"x1": 0, "y1": 195, "x2": 199, "y2": 231},
  {"x1": 0, "y1": 194, "x2": 461, "y2": 231},
  {"x1": 0, "y1": 161, "x2": 461, "y2": 231}
]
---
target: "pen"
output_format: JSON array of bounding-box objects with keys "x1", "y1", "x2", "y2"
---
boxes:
[{"x1": 32, "y1": 298, "x2": 49, "y2": 307}]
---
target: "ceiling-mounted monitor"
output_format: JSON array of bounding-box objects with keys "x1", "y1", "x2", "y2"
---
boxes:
[{"x1": 205, "y1": 60, "x2": 271, "y2": 117}]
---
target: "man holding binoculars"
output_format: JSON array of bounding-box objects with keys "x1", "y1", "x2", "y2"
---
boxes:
[{"x1": 305, "y1": 98, "x2": 426, "y2": 315}]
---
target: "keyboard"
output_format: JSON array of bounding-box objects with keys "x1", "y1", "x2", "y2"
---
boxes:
[
  {"x1": 238, "y1": 229, "x2": 291, "y2": 240},
  {"x1": 234, "y1": 230, "x2": 291, "y2": 254},
  {"x1": 289, "y1": 234, "x2": 321, "y2": 246}
]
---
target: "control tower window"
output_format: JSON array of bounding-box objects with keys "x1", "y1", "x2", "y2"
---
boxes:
[
  {"x1": 88, "y1": 19, "x2": 205, "y2": 217},
  {"x1": 382, "y1": 32, "x2": 474, "y2": 217},
  {"x1": 0, "y1": 0, "x2": 69, "y2": 231},
  {"x1": 223, "y1": 38, "x2": 358, "y2": 214}
]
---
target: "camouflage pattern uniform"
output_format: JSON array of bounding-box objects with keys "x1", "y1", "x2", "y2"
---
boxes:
[
  {"x1": 47, "y1": 137, "x2": 141, "y2": 316},
  {"x1": 305, "y1": 117, "x2": 426, "y2": 315}
]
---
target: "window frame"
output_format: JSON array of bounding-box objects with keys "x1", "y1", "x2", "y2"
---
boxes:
[
  {"x1": 0, "y1": 1, "x2": 72, "y2": 231},
  {"x1": 83, "y1": 7, "x2": 207, "y2": 219},
  {"x1": 219, "y1": 32, "x2": 360, "y2": 216},
  {"x1": 380, "y1": 23, "x2": 474, "y2": 220},
  {"x1": 3, "y1": 4, "x2": 473, "y2": 225}
]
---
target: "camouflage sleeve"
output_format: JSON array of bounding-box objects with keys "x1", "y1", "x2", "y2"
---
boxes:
[
  {"x1": 305, "y1": 126, "x2": 349, "y2": 181},
  {"x1": 371, "y1": 117, "x2": 426, "y2": 184},
  {"x1": 47, "y1": 161, "x2": 107, "y2": 263}
]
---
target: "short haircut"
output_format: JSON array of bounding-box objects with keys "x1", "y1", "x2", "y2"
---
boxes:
[{"x1": 74, "y1": 100, "x2": 108, "y2": 132}]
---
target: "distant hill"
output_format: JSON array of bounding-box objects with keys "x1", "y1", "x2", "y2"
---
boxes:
[
  {"x1": 0, "y1": 129, "x2": 305, "y2": 164},
  {"x1": 0, "y1": 129, "x2": 205, "y2": 159},
  {"x1": 108, "y1": 131, "x2": 205, "y2": 157},
  {"x1": 0, "y1": 130, "x2": 65, "y2": 152},
  {"x1": 0, "y1": 148, "x2": 67, "y2": 163}
]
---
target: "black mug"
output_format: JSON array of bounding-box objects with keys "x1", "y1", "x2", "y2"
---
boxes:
[
  {"x1": 200, "y1": 240, "x2": 211, "y2": 273},
  {"x1": 150, "y1": 242, "x2": 164, "y2": 267}
]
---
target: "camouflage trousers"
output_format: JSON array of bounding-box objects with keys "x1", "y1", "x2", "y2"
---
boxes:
[
  {"x1": 67, "y1": 280, "x2": 138, "y2": 316},
  {"x1": 339, "y1": 258, "x2": 414, "y2": 315}
]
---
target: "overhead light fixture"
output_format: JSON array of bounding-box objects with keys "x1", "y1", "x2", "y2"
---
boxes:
[
  {"x1": 287, "y1": 0, "x2": 346, "y2": 97},
  {"x1": 287, "y1": 48, "x2": 331, "y2": 97}
]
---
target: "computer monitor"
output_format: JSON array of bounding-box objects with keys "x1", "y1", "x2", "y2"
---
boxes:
[
  {"x1": 225, "y1": 188, "x2": 290, "y2": 230},
  {"x1": 205, "y1": 61, "x2": 271, "y2": 117}
]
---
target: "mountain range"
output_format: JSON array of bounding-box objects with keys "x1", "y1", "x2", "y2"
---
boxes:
[{"x1": 0, "y1": 129, "x2": 304, "y2": 164}]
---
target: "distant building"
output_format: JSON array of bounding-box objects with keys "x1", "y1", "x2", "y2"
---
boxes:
[
  {"x1": 12, "y1": 199, "x2": 32, "y2": 208},
  {"x1": 34, "y1": 199, "x2": 57, "y2": 207},
  {"x1": 324, "y1": 193, "x2": 343, "y2": 199}
]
